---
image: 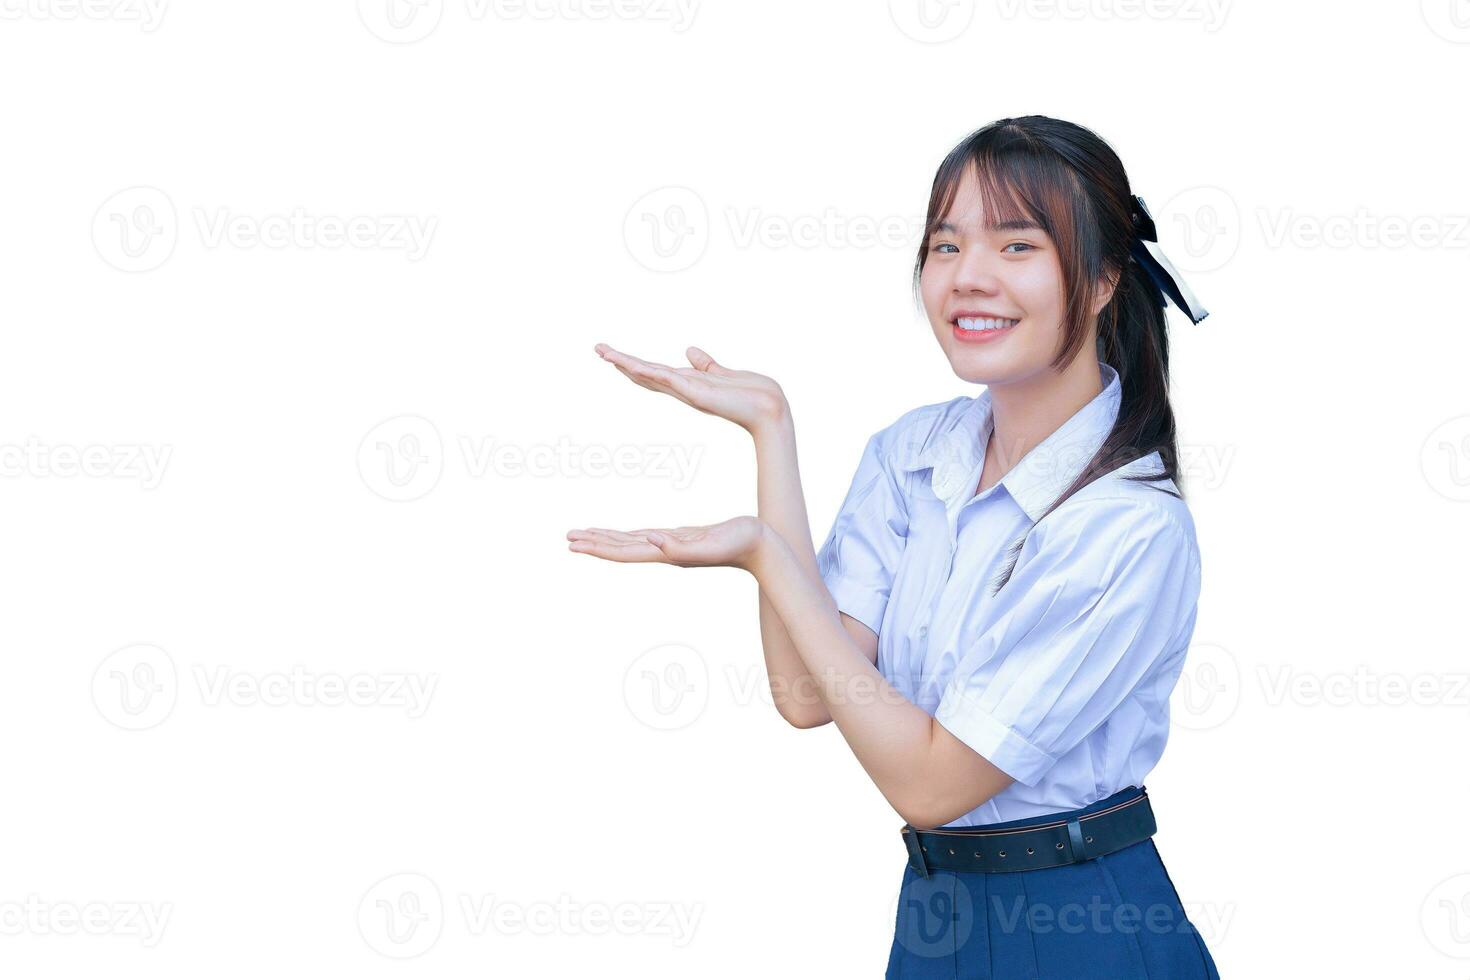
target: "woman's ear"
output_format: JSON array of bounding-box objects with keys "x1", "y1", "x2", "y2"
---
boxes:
[{"x1": 1090, "y1": 263, "x2": 1122, "y2": 317}]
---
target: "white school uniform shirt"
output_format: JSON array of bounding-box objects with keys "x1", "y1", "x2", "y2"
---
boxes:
[{"x1": 816, "y1": 360, "x2": 1201, "y2": 827}]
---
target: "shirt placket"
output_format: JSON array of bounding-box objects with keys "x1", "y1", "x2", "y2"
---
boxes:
[{"x1": 916, "y1": 455, "x2": 987, "y2": 698}]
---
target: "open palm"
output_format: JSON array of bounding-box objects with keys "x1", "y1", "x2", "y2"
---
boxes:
[
  {"x1": 566, "y1": 516, "x2": 765, "y2": 571},
  {"x1": 594, "y1": 343, "x2": 787, "y2": 434}
]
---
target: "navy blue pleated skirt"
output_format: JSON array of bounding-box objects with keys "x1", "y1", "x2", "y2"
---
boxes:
[{"x1": 886, "y1": 792, "x2": 1220, "y2": 979}]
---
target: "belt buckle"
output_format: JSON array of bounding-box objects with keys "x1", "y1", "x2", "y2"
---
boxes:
[{"x1": 901, "y1": 825, "x2": 931, "y2": 879}]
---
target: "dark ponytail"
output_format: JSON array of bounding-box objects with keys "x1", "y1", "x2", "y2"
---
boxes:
[{"x1": 910, "y1": 116, "x2": 1183, "y2": 595}]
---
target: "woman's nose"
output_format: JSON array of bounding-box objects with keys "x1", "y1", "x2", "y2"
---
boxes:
[{"x1": 952, "y1": 249, "x2": 1004, "y2": 292}]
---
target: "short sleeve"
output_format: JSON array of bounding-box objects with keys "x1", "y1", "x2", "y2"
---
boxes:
[
  {"x1": 934, "y1": 498, "x2": 1201, "y2": 787},
  {"x1": 815, "y1": 428, "x2": 910, "y2": 636}
]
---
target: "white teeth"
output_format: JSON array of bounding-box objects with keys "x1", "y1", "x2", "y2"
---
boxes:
[{"x1": 956, "y1": 317, "x2": 1018, "y2": 332}]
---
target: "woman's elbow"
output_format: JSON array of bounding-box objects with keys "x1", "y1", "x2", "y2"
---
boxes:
[{"x1": 780, "y1": 705, "x2": 832, "y2": 729}]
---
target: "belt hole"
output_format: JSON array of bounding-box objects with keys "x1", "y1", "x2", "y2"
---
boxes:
[
  {"x1": 1026, "y1": 847, "x2": 1034, "y2": 855},
  {"x1": 973, "y1": 851, "x2": 982, "y2": 858},
  {"x1": 1085, "y1": 836, "x2": 1093, "y2": 843},
  {"x1": 998, "y1": 850, "x2": 1006, "y2": 858},
  {"x1": 921, "y1": 846, "x2": 927, "y2": 852},
  {"x1": 948, "y1": 848, "x2": 955, "y2": 856},
  {"x1": 1055, "y1": 842, "x2": 1064, "y2": 849}
]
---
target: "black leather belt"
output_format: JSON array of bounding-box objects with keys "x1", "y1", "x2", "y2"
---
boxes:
[{"x1": 900, "y1": 786, "x2": 1156, "y2": 877}]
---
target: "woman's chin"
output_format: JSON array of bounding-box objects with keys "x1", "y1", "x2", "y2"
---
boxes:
[{"x1": 940, "y1": 345, "x2": 1016, "y2": 385}]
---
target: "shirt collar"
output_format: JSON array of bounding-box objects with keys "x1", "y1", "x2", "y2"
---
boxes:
[{"x1": 897, "y1": 360, "x2": 1123, "y2": 522}]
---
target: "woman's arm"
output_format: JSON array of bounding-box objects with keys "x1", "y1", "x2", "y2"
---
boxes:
[
  {"x1": 752, "y1": 410, "x2": 878, "y2": 730},
  {"x1": 590, "y1": 343, "x2": 871, "y2": 729},
  {"x1": 747, "y1": 521, "x2": 1013, "y2": 828},
  {"x1": 567, "y1": 513, "x2": 1009, "y2": 828}
]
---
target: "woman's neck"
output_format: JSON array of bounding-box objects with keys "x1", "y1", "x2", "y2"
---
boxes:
[{"x1": 978, "y1": 357, "x2": 1105, "y2": 494}]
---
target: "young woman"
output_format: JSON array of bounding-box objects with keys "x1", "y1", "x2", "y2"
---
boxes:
[{"x1": 568, "y1": 115, "x2": 1220, "y2": 978}]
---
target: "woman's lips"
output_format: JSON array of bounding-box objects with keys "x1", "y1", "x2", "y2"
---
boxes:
[{"x1": 952, "y1": 317, "x2": 1018, "y2": 343}]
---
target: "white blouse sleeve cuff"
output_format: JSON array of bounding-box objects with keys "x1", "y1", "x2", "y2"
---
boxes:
[{"x1": 934, "y1": 685, "x2": 1058, "y2": 787}]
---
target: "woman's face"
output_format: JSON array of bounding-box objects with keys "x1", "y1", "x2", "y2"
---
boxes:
[{"x1": 920, "y1": 166, "x2": 1106, "y2": 386}]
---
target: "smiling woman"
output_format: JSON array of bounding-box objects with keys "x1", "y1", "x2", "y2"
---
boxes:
[{"x1": 567, "y1": 115, "x2": 1219, "y2": 979}]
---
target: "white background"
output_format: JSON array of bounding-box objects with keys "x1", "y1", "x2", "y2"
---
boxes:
[{"x1": 2, "y1": 1, "x2": 1468, "y2": 976}]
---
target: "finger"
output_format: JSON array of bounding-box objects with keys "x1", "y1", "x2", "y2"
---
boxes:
[
  {"x1": 604, "y1": 356, "x2": 701, "y2": 405},
  {"x1": 596, "y1": 343, "x2": 651, "y2": 367},
  {"x1": 568, "y1": 527, "x2": 654, "y2": 544},
  {"x1": 621, "y1": 361, "x2": 702, "y2": 405},
  {"x1": 642, "y1": 531, "x2": 708, "y2": 568},
  {"x1": 635, "y1": 362, "x2": 697, "y2": 395},
  {"x1": 686, "y1": 346, "x2": 734, "y2": 376},
  {"x1": 607, "y1": 360, "x2": 667, "y2": 394},
  {"x1": 567, "y1": 536, "x2": 668, "y2": 563},
  {"x1": 601, "y1": 346, "x2": 676, "y2": 376}
]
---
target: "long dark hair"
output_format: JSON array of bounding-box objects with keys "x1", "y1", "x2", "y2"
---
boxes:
[{"x1": 913, "y1": 115, "x2": 1183, "y2": 595}]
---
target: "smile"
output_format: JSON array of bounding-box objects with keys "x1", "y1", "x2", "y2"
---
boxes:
[{"x1": 952, "y1": 316, "x2": 1019, "y2": 343}]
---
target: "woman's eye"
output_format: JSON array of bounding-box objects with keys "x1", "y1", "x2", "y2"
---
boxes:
[
  {"x1": 931, "y1": 242, "x2": 958, "y2": 254},
  {"x1": 1003, "y1": 242, "x2": 1035, "y2": 254}
]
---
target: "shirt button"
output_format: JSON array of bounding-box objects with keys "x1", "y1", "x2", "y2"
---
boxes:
[{"x1": 919, "y1": 625, "x2": 928, "y2": 637}]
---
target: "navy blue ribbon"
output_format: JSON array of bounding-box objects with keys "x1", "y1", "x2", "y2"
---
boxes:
[{"x1": 1127, "y1": 194, "x2": 1209, "y2": 325}]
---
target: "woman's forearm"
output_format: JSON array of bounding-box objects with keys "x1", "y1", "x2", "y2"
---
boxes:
[
  {"x1": 751, "y1": 411, "x2": 841, "y2": 727},
  {"x1": 748, "y1": 521, "x2": 936, "y2": 822}
]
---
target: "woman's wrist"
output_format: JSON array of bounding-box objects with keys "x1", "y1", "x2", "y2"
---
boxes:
[
  {"x1": 745, "y1": 518, "x2": 790, "y2": 582},
  {"x1": 747, "y1": 395, "x2": 793, "y2": 443}
]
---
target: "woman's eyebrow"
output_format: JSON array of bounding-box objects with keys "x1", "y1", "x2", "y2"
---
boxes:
[{"x1": 934, "y1": 219, "x2": 1043, "y2": 233}]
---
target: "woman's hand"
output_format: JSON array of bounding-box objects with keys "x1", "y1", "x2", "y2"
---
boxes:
[
  {"x1": 567, "y1": 516, "x2": 769, "y2": 574},
  {"x1": 594, "y1": 343, "x2": 789, "y2": 436}
]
